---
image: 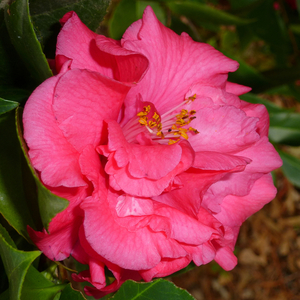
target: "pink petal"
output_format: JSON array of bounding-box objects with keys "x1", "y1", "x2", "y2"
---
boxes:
[
  {"x1": 189, "y1": 105, "x2": 260, "y2": 153},
  {"x1": 215, "y1": 174, "x2": 277, "y2": 227},
  {"x1": 56, "y1": 11, "x2": 99, "y2": 72},
  {"x1": 52, "y1": 69, "x2": 131, "y2": 152},
  {"x1": 194, "y1": 152, "x2": 251, "y2": 171},
  {"x1": 237, "y1": 136, "x2": 283, "y2": 173},
  {"x1": 152, "y1": 159, "x2": 244, "y2": 217},
  {"x1": 116, "y1": 194, "x2": 154, "y2": 217},
  {"x1": 81, "y1": 193, "x2": 187, "y2": 270},
  {"x1": 185, "y1": 84, "x2": 241, "y2": 108},
  {"x1": 27, "y1": 184, "x2": 89, "y2": 261},
  {"x1": 120, "y1": 6, "x2": 239, "y2": 123},
  {"x1": 23, "y1": 65, "x2": 86, "y2": 188},
  {"x1": 56, "y1": 12, "x2": 148, "y2": 82},
  {"x1": 201, "y1": 137, "x2": 281, "y2": 213},
  {"x1": 241, "y1": 101, "x2": 270, "y2": 137},
  {"x1": 214, "y1": 246, "x2": 237, "y2": 271},
  {"x1": 225, "y1": 82, "x2": 252, "y2": 95},
  {"x1": 27, "y1": 218, "x2": 82, "y2": 261},
  {"x1": 139, "y1": 257, "x2": 191, "y2": 281},
  {"x1": 79, "y1": 144, "x2": 106, "y2": 189},
  {"x1": 95, "y1": 35, "x2": 149, "y2": 83},
  {"x1": 184, "y1": 242, "x2": 216, "y2": 266},
  {"x1": 153, "y1": 205, "x2": 217, "y2": 245},
  {"x1": 100, "y1": 121, "x2": 195, "y2": 197}
]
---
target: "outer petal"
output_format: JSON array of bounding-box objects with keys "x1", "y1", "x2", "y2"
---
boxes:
[
  {"x1": 72, "y1": 230, "x2": 142, "y2": 299},
  {"x1": 57, "y1": 12, "x2": 148, "y2": 82},
  {"x1": 214, "y1": 246, "x2": 237, "y2": 271},
  {"x1": 201, "y1": 137, "x2": 282, "y2": 213},
  {"x1": 28, "y1": 220, "x2": 81, "y2": 261},
  {"x1": 225, "y1": 82, "x2": 252, "y2": 95},
  {"x1": 27, "y1": 185, "x2": 88, "y2": 261},
  {"x1": 240, "y1": 101, "x2": 270, "y2": 137},
  {"x1": 52, "y1": 69, "x2": 131, "y2": 152},
  {"x1": 139, "y1": 257, "x2": 191, "y2": 282},
  {"x1": 215, "y1": 173, "x2": 277, "y2": 227},
  {"x1": 81, "y1": 192, "x2": 188, "y2": 271},
  {"x1": 23, "y1": 63, "x2": 86, "y2": 188},
  {"x1": 120, "y1": 6, "x2": 239, "y2": 123},
  {"x1": 189, "y1": 105, "x2": 260, "y2": 153},
  {"x1": 56, "y1": 11, "x2": 99, "y2": 72}
]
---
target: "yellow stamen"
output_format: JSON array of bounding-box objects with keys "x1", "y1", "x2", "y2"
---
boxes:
[{"x1": 168, "y1": 138, "x2": 180, "y2": 145}]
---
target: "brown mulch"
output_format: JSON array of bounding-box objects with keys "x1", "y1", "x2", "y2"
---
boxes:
[{"x1": 172, "y1": 170, "x2": 300, "y2": 300}]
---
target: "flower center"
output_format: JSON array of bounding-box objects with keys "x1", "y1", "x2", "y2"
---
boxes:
[{"x1": 122, "y1": 94, "x2": 199, "y2": 144}]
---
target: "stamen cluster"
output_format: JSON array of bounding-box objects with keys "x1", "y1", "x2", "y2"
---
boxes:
[{"x1": 136, "y1": 94, "x2": 199, "y2": 145}]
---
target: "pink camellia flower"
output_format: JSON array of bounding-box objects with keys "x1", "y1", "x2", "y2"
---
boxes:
[{"x1": 23, "y1": 6, "x2": 282, "y2": 298}]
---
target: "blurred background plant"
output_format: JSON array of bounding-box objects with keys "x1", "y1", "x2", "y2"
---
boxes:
[{"x1": 0, "y1": 0, "x2": 300, "y2": 299}]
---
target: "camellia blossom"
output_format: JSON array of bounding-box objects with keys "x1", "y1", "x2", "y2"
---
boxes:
[{"x1": 23, "y1": 6, "x2": 282, "y2": 298}]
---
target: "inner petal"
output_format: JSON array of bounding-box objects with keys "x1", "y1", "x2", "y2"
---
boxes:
[{"x1": 116, "y1": 195, "x2": 154, "y2": 217}]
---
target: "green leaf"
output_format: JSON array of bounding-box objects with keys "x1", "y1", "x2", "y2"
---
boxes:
[
  {"x1": 59, "y1": 284, "x2": 86, "y2": 300},
  {"x1": 0, "y1": 224, "x2": 41, "y2": 300},
  {"x1": 166, "y1": 1, "x2": 252, "y2": 30},
  {"x1": 0, "y1": 111, "x2": 36, "y2": 240},
  {"x1": 111, "y1": 279, "x2": 195, "y2": 300},
  {"x1": 278, "y1": 150, "x2": 300, "y2": 188},
  {"x1": 16, "y1": 108, "x2": 69, "y2": 232},
  {"x1": 0, "y1": 87, "x2": 32, "y2": 104},
  {"x1": 0, "y1": 98, "x2": 19, "y2": 114},
  {"x1": 109, "y1": 0, "x2": 166, "y2": 40},
  {"x1": 0, "y1": 289, "x2": 9, "y2": 300},
  {"x1": 268, "y1": 112, "x2": 300, "y2": 146},
  {"x1": 29, "y1": 0, "x2": 111, "y2": 58},
  {"x1": 4, "y1": 0, "x2": 52, "y2": 84},
  {"x1": 0, "y1": 11, "x2": 33, "y2": 92},
  {"x1": 21, "y1": 266, "x2": 66, "y2": 300},
  {"x1": 224, "y1": 53, "x2": 270, "y2": 92},
  {"x1": 109, "y1": 0, "x2": 137, "y2": 40}
]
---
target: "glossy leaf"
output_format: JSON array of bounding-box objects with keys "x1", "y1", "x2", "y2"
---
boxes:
[
  {"x1": 109, "y1": 0, "x2": 137, "y2": 40},
  {"x1": 0, "y1": 87, "x2": 32, "y2": 104},
  {"x1": 59, "y1": 284, "x2": 86, "y2": 300},
  {"x1": 268, "y1": 112, "x2": 300, "y2": 146},
  {"x1": 4, "y1": 0, "x2": 52, "y2": 84},
  {"x1": 21, "y1": 266, "x2": 66, "y2": 300},
  {"x1": 0, "y1": 11, "x2": 33, "y2": 95},
  {"x1": 111, "y1": 279, "x2": 195, "y2": 300},
  {"x1": 0, "y1": 111, "x2": 35, "y2": 240},
  {"x1": 0, "y1": 290, "x2": 9, "y2": 300},
  {"x1": 0, "y1": 98, "x2": 19, "y2": 115},
  {"x1": 278, "y1": 150, "x2": 300, "y2": 188},
  {"x1": 16, "y1": 108, "x2": 69, "y2": 232},
  {"x1": 29, "y1": 0, "x2": 110, "y2": 58},
  {"x1": 0, "y1": 224, "x2": 41, "y2": 300}
]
